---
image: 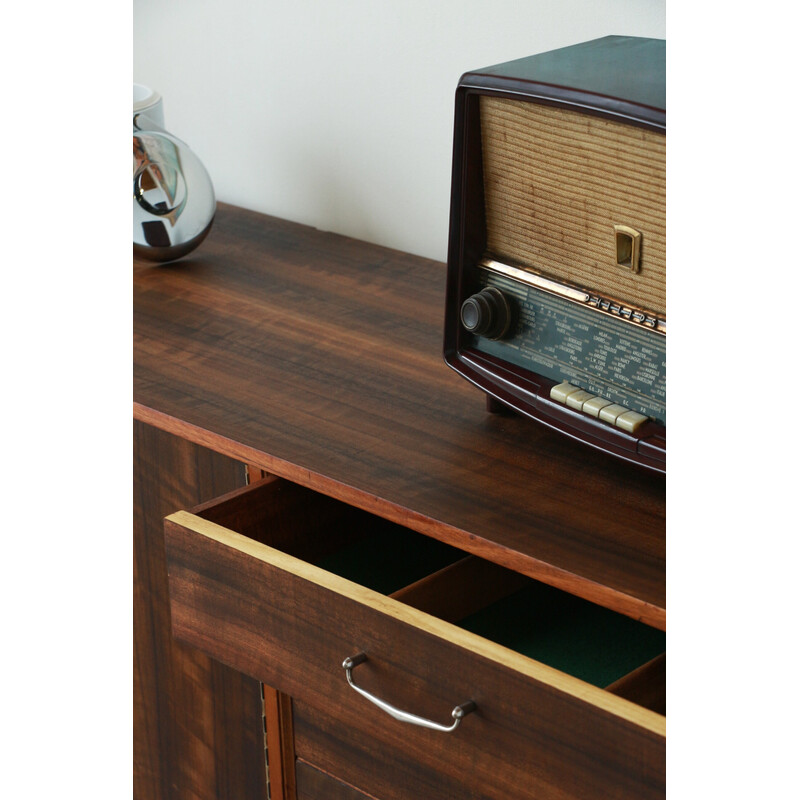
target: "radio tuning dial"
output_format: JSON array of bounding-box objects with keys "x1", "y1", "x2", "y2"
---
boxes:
[{"x1": 460, "y1": 287, "x2": 513, "y2": 340}]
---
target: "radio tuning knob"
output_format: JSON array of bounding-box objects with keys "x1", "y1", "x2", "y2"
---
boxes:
[{"x1": 460, "y1": 287, "x2": 513, "y2": 339}]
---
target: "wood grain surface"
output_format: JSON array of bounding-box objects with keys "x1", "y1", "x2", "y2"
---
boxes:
[
  {"x1": 133, "y1": 421, "x2": 267, "y2": 799},
  {"x1": 295, "y1": 761, "x2": 372, "y2": 800},
  {"x1": 134, "y1": 202, "x2": 665, "y2": 627}
]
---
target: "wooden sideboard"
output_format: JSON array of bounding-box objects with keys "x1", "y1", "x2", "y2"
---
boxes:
[{"x1": 134, "y1": 203, "x2": 665, "y2": 799}]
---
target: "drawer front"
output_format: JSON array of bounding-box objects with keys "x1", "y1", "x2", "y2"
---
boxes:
[{"x1": 165, "y1": 479, "x2": 664, "y2": 800}]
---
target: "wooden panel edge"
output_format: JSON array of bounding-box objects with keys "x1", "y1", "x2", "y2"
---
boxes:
[
  {"x1": 263, "y1": 686, "x2": 296, "y2": 800},
  {"x1": 137, "y1": 398, "x2": 664, "y2": 628},
  {"x1": 165, "y1": 510, "x2": 666, "y2": 738}
]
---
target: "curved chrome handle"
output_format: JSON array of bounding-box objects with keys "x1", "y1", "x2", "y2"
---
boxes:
[{"x1": 342, "y1": 653, "x2": 476, "y2": 733}]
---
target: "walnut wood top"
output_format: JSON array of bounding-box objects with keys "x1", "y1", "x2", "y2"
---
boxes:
[{"x1": 134, "y1": 203, "x2": 665, "y2": 628}]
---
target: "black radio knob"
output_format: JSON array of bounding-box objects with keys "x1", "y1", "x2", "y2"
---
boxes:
[{"x1": 460, "y1": 287, "x2": 513, "y2": 339}]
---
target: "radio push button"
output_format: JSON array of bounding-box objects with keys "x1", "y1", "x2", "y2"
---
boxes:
[
  {"x1": 565, "y1": 389, "x2": 594, "y2": 410},
  {"x1": 551, "y1": 382, "x2": 651, "y2": 434},
  {"x1": 582, "y1": 396, "x2": 614, "y2": 417},
  {"x1": 615, "y1": 410, "x2": 649, "y2": 433},
  {"x1": 598, "y1": 404, "x2": 629, "y2": 425},
  {"x1": 549, "y1": 381, "x2": 582, "y2": 404},
  {"x1": 550, "y1": 382, "x2": 600, "y2": 413},
  {"x1": 460, "y1": 287, "x2": 513, "y2": 339}
]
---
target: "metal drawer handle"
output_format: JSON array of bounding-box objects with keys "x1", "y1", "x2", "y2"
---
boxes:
[{"x1": 342, "y1": 653, "x2": 476, "y2": 733}]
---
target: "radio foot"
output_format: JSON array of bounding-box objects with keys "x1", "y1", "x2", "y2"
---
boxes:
[{"x1": 486, "y1": 395, "x2": 514, "y2": 415}]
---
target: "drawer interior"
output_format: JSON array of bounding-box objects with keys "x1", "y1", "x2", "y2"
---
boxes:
[
  {"x1": 196, "y1": 476, "x2": 465, "y2": 594},
  {"x1": 313, "y1": 523, "x2": 463, "y2": 595},
  {"x1": 391, "y1": 557, "x2": 665, "y2": 706},
  {"x1": 456, "y1": 580, "x2": 665, "y2": 690},
  {"x1": 193, "y1": 477, "x2": 665, "y2": 711}
]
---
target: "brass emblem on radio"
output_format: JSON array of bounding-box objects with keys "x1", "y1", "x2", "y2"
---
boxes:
[{"x1": 613, "y1": 225, "x2": 642, "y2": 273}]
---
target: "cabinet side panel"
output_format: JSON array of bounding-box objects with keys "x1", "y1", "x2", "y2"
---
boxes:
[{"x1": 133, "y1": 420, "x2": 268, "y2": 800}]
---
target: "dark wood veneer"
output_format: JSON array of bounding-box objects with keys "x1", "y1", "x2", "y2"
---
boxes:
[
  {"x1": 295, "y1": 761, "x2": 372, "y2": 800},
  {"x1": 134, "y1": 203, "x2": 665, "y2": 628},
  {"x1": 133, "y1": 421, "x2": 267, "y2": 799}
]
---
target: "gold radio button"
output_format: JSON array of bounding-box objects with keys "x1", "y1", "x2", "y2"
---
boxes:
[
  {"x1": 550, "y1": 381, "x2": 582, "y2": 404},
  {"x1": 598, "y1": 404, "x2": 629, "y2": 425},
  {"x1": 615, "y1": 410, "x2": 650, "y2": 433},
  {"x1": 565, "y1": 390, "x2": 594, "y2": 411},
  {"x1": 582, "y1": 396, "x2": 614, "y2": 418}
]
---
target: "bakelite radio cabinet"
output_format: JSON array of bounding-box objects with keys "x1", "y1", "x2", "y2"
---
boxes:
[{"x1": 133, "y1": 203, "x2": 666, "y2": 800}]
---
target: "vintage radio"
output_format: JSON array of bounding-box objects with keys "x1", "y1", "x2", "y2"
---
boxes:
[{"x1": 444, "y1": 36, "x2": 666, "y2": 473}]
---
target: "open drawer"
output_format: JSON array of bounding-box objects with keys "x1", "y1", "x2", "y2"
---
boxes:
[{"x1": 165, "y1": 477, "x2": 665, "y2": 800}]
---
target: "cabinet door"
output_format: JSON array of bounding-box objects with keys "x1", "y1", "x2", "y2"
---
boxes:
[{"x1": 133, "y1": 420, "x2": 268, "y2": 799}]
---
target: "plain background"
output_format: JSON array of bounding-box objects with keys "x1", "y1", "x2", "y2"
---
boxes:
[
  {"x1": 3, "y1": 3, "x2": 796, "y2": 798},
  {"x1": 132, "y1": 0, "x2": 666, "y2": 261}
]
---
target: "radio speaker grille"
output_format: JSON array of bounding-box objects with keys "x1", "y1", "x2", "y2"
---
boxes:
[{"x1": 480, "y1": 97, "x2": 666, "y2": 316}]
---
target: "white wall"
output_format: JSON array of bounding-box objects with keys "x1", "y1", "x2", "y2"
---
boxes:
[{"x1": 134, "y1": 0, "x2": 665, "y2": 262}]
